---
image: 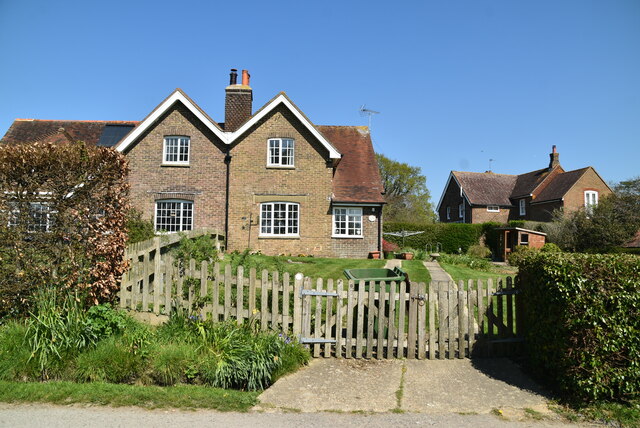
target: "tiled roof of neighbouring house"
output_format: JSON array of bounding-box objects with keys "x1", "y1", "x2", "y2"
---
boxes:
[
  {"x1": 452, "y1": 171, "x2": 517, "y2": 206},
  {"x1": 534, "y1": 167, "x2": 590, "y2": 203},
  {"x1": 318, "y1": 125, "x2": 385, "y2": 204},
  {"x1": 0, "y1": 119, "x2": 139, "y2": 147},
  {"x1": 511, "y1": 167, "x2": 558, "y2": 198}
]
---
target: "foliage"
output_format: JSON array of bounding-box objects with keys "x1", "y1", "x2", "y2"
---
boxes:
[
  {"x1": 173, "y1": 234, "x2": 219, "y2": 267},
  {"x1": 438, "y1": 253, "x2": 492, "y2": 271},
  {"x1": 467, "y1": 244, "x2": 491, "y2": 259},
  {"x1": 125, "y1": 209, "x2": 155, "y2": 244},
  {"x1": 514, "y1": 252, "x2": 640, "y2": 402},
  {"x1": 271, "y1": 334, "x2": 311, "y2": 383},
  {"x1": 384, "y1": 222, "x2": 484, "y2": 254},
  {"x1": 542, "y1": 177, "x2": 640, "y2": 253},
  {"x1": 0, "y1": 321, "x2": 38, "y2": 381},
  {"x1": 0, "y1": 141, "x2": 129, "y2": 317},
  {"x1": 382, "y1": 238, "x2": 399, "y2": 252},
  {"x1": 376, "y1": 153, "x2": 435, "y2": 223},
  {"x1": 149, "y1": 342, "x2": 199, "y2": 386},
  {"x1": 26, "y1": 289, "x2": 97, "y2": 379},
  {"x1": 540, "y1": 242, "x2": 562, "y2": 253},
  {"x1": 85, "y1": 303, "x2": 129, "y2": 339}
]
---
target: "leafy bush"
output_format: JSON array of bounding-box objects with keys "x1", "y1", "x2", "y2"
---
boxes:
[
  {"x1": 86, "y1": 303, "x2": 129, "y2": 339},
  {"x1": 383, "y1": 222, "x2": 485, "y2": 254},
  {"x1": 0, "y1": 141, "x2": 129, "y2": 317},
  {"x1": 271, "y1": 334, "x2": 310, "y2": 383},
  {"x1": 126, "y1": 209, "x2": 155, "y2": 244},
  {"x1": 540, "y1": 243, "x2": 562, "y2": 253},
  {"x1": 75, "y1": 337, "x2": 144, "y2": 384},
  {"x1": 467, "y1": 244, "x2": 491, "y2": 259},
  {"x1": 173, "y1": 234, "x2": 219, "y2": 267},
  {"x1": 514, "y1": 252, "x2": 640, "y2": 402}
]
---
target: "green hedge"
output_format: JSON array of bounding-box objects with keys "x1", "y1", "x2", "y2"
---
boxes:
[
  {"x1": 383, "y1": 222, "x2": 501, "y2": 254},
  {"x1": 514, "y1": 252, "x2": 640, "y2": 402}
]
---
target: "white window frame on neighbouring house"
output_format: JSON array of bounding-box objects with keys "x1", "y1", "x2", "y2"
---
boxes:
[
  {"x1": 487, "y1": 205, "x2": 500, "y2": 212},
  {"x1": 163, "y1": 136, "x2": 190, "y2": 165},
  {"x1": 155, "y1": 199, "x2": 193, "y2": 232},
  {"x1": 332, "y1": 207, "x2": 363, "y2": 238},
  {"x1": 446, "y1": 206, "x2": 451, "y2": 220},
  {"x1": 584, "y1": 190, "x2": 598, "y2": 213},
  {"x1": 8, "y1": 202, "x2": 53, "y2": 232},
  {"x1": 519, "y1": 199, "x2": 526, "y2": 216},
  {"x1": 458, "y1": 203, "x2": 465, "y2": 222},
  {"x1": 267, "y1": 138, "x2": 295, "y2": 167},
  {"x1": 260, "y1": 202, "x2": 299, "y2": 236}
]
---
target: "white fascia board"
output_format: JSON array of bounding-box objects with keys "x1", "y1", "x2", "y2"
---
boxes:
[
  {"x1": 228, "y1": 94, "x2": 341, "y2": 159},
  {"x1": 116, "y1": 91, "x2": 228, "y2": 153}
]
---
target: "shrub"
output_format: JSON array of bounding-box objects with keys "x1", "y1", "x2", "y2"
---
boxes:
[
  {"x1": 467, "y1": 244, "x2": 491, "y2": 259},
  {"x1": 86, "y1": 303, "x2": 129, "y2": 340},
  {"x1": 126, "y1": 209, "x2": 155, "y2": 244},
  {"x1": 271, "y1": 334, "x2": 311, "y2": 383},
  {"x1": 75, "y1": 337, "x2": 144, "y2": 383},
  {"x1": 515, "y1": 252, "x2": 640, "y2": 402},
  {"x1": 383, "y1": 222, "x2": 485, "y2": 253},
  {"x1": 438, "y1": 253, "x2": 492, "y2": 271},
  {"x1": 540, "y1": 242, "x2": 562, "y2": 253}
]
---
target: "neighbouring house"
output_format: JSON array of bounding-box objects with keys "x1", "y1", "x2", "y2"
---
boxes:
[
  {"x1": 436, "y1": 146, "x2": 612, "y2": 223},
  {"x1": 1, "y1": 69, "x2": 386, "y2": 258}
]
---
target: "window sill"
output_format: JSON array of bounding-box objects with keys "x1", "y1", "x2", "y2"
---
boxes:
[
  {"x1": 266, "y1": 165, "x2": 295, "y2": 170},
  {"x1": 332, "y1": 235, "x2": 364, "y2": 239},
  {"x1": 161, "y1": 163, "x2": 190, "y2": 168},
  {"x1": 258, "y1": 235, "x2": 300, "y2": 240}
]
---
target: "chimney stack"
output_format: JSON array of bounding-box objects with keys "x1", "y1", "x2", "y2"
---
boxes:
[
  {"x1": 549, "y1": 145, "x2": 560, "y2": 169},
  {"x1": 224, "y1": 68, "x2": 253, "y2": 132}
]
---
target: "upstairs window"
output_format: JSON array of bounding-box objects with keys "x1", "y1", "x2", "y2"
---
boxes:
[
  {"x1": 260, "y1": 202, "x2": 299, "y2": 236},
  {"x1": 163, "y1": 136, "x2": 190, "y2": 165},
  {"x1": 333, "y1": 207, "x2": 362, "y2": 237},
  {"x1": 458, "y1": 203, "x2": 464, "y2": 219},
  {"x1": 446, "y1": 206, "x2": 451, "y2": 220},
  {"x1": 267, "y1": 138, "x2": 294, "y2": 167},
  {"x1": 155, "y1": 200, "x2": 193, "y2": 232},
  {"x1": 585, "y1": 191, "x2": 598, "y2": 214},
  {"x1": 519, "y1": 199, "x2": 526, "y2": 216}
]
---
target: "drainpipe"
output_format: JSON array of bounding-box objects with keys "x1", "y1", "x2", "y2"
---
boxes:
[{"x1": 224, "y1": 152, "x2": 232, "y2": 250}]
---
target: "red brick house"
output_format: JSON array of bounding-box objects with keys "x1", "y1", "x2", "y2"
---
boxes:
[
  {"x1": 1, "y1": 69, "x2": 385, "y2": 258},
  {"x1": 436, "y1": 146, "x2": 612, "y2": 223}
]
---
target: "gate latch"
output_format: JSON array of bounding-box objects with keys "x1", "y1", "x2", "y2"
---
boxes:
[{"x1": 411, "y1": 294, "x2": 426, "y2": 306}]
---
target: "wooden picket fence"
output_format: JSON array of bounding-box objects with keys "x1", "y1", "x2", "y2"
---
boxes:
[{"x1": 119, "y1": 254, "x2": 522, "y2": 359}]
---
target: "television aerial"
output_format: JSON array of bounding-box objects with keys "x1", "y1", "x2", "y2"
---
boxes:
[{"x1": 359, "y1": 104, "x2": 380, "y2": 130}]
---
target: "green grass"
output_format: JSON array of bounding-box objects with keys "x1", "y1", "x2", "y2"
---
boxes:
[
  {"x1": 551, "y1": 400, "x2": 640, "y2": 428},
  {"x1": 0, "y1": 380, "x2": 259, "y2": 411},
  {"x1": 400, "y1": 260, "x2": 431, "y2": 284},
  {"x1": 439, "y1": 262, "x2": 516, "y2": 284},
  {"x1": 246, "y1": 255, "x2": 387, "y2": 280}
]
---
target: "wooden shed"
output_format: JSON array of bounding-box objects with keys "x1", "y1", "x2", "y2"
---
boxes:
[{"x1": 497, "y1": 227, "x2": 546, "y2": 262}]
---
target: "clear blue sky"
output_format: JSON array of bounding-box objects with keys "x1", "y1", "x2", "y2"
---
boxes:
[{"x1": 1, "y1": 0, "x2": 638, "y2": 206}]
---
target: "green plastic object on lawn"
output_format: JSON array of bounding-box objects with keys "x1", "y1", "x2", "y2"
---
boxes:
[{"x1": 343, "y1": 267, "x2": 409, "y2": 292}]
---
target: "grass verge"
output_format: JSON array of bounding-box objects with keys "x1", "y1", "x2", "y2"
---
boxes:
[
  {"x1": 439, "y1": 262, "x2": 516, "y2": 284},
  {"x1": 244, "y1": 255, "x2": 387, "y2": 280},
  {"x1": 400, "y1": 260, "x2": 431, "y2": 284},
  {"x1": 0, "y1": 381, "x2": 259, "y2": 411},
  {"x1": 551, "y1": 400, "x2": 640, "y2": 428}
]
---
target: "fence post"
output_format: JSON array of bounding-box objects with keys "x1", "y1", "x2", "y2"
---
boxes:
[
  {"x1": 293, "y1": 273, "x2": 303, "y2": 338},
  {"x1": 236, "y1": 266, "x2": 244, "y2": 324}
]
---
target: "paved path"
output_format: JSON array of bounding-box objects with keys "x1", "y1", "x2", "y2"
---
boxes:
[
  {"x1": 383, "y1": 258, "x2": 402, "y2": 269},
  {"x1": 423, "y1": 260, "x2": 454, "y2": 282}
]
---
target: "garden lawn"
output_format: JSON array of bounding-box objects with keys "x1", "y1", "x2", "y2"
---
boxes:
[
  {"x1": 400, "y1": 260, "x2": 431, "y2": 284},
  {"x1": 0, "y1": 381, "x2": 258, "y2": 411},
  {"x1": 244, "y1": 255, "x2": 386, "y2": 280},
  {"x1": 439, "y1": 262, "x2": 517, "y2": 284}
]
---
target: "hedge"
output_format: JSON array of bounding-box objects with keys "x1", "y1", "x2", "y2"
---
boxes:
[
  {"x1": 383, "y1": 222, "x2": 501, "y2": 254},
  {"x1": 514, "y1": 252, "x2": 640, "y2": 402}
]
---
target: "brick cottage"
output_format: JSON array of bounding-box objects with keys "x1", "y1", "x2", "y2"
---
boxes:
[{"x1": 1, "y1": 69, "x2": 386, "y2": 258}]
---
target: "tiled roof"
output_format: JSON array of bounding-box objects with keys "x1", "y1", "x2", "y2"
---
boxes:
[
  {"x1": 534, "y1": 168, "x2": 589, "y2": 202},
  {"x1": 318, "y1": 125, "x2": 385, "y2": 204},
  {"x1": 511, "y1": 167, "x2": 556, "y2": 198},
  {"x1": 452, "y1": 171, "x2": 517, "y2": 206},
  {"x1": 1, "y1": 119, "x2": 139, "y2": 146}
]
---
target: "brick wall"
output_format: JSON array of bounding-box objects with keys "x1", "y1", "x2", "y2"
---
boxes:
[
  {"x1": 125, "y1": 103, "x2": 227, "y2": 232},
  {"x1": 226, "y1": 105, "x2": 377, "y2": 258},
  {"x1": 470, "y1": 207, "x2": 510, "y2": 224},
  {"x1": 562, "y1": 168, "x2": 612, "y2": 215}
]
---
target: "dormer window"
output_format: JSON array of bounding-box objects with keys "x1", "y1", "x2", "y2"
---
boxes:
[
  {"x1": 163, "y1": 136, "x2": 190, "y2": 165},
  {"x1": 267, "y1": 138, "x2": 294, "y2": 167}
]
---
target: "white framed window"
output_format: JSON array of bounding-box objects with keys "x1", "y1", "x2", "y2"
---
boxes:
[
  {"x1": 487, "y1": 205, "x2": 500, "y2": 212},
  {"x1": 260, "y1": 202, "x2": 299, "y2": 236},
  {"x1": 458, "y1": 203, "x2": 464, "y2": 219},
  {"x1": 155, "y1": 200, "x2": 193, "y2": 232},
  {"x1": 584, "y1": 191, "x2": 598, "y2": 213},
  {"x1": 446, "y1": 206, "x2": 451, "y2": 220},
  {"x1": 519, "y1": 199, "x2": 526, "y2": 216},
  {"x1": 267, "y1": 138, "x2": 294, "y2": 167},
  {"x1": 8, "y1": 202, "x2": 53, "y2": 232},
  {"x1": 163, "y1": 136, "x2": 190, "y2": 165},
  {"x1": 333, "y1": 207, "x2": 362, "y2": 237}
]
